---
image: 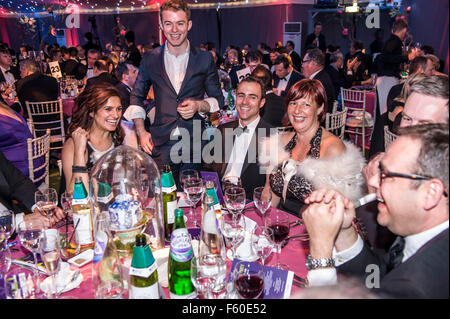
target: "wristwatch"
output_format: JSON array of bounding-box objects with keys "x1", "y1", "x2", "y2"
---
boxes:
[{"x1": 305, "y1": 254, "x2": 335, "y2": 270}]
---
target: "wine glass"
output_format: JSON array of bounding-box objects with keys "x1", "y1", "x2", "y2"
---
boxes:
[
  {"x1": 265, "y1": 210, "x2": 290, "y2": 270},
  {"x1": 180, "y1": 169, "x2": 200, "y2": 221},
  {"x1": 35, "y1": 188, "x2": 58, "y2": 220},
  {"x1": 253, "y1": 187, "x2": 272, "y2": 224},
  {"x1": 0, "y1": 209, "x2": 15, "y2": 249},
  {"x1": 233, "y1": 260, "x2": 265, "y2": 299},
  {"x1": 17, "y1": 219, "x2": 46, "y2": 296},
  {"x1": 183, "y1": 177, "x2": 204, "y2": 227},
  {"x1": 190, "y1": 254, "x2": 225, "y2": 299},
  {"x1": 220, "y1": 212, "x2": 246, "y2": 260},
  {"x1": 40, "y1": 229, "x2": 62, "y2": 299},
  {"x1": 224, "y1": 186, "x2": 246, "y2": 220},
  {"x1": 222, "y1": 176, "x2": 241, "y2": 195},
  {"x1": 0, "y1": 245, "x2": 11, "y2": 283},
  {"x1": 253, "y1": 225, "x2": 274, "y2": 266}
]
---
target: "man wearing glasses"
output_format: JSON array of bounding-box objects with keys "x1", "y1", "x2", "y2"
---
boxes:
[{"x1": 302, "y1": 123, "x2": 449, "y2": 298}]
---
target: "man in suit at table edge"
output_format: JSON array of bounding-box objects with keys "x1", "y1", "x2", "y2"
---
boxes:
[
  {"x1": 123, "y1": 0, "x2": 224, "y2": 187},
  {"x1": 302, "y1": 123, "x2": 449, "y2": 298},
  {"x1": 273, "y1": 53, "x2": 304, "y2": 97},
  {"x1": 204, "y1": 76, "x2": 275, "y2": 200}
]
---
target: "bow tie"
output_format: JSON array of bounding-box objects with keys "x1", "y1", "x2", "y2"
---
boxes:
[
  {"x1": 4, "y1": 69, "x2": 11, "y2": 74},
  {"x1": 235, "y1": 126, "x2": 249, "y2": 137},
  {"x1": 280, "y1": 77, "x2": 287, "y2": 81}
]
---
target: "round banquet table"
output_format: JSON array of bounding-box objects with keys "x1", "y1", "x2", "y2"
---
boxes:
[{"x1": 2, "y1": 203, "x2": 308, "y2": 299}]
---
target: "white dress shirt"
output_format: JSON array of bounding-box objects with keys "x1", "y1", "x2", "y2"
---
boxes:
[
  {"x1": 124, "y1": 41, "x2": 219, "y2": 122},
  {"x1": 309, "y1": 69, "x2": 321, "y2": 80},
  {"x1": 0, "y1": 65, "x2": 15, "y2": 85},
  {"x1": 276, "y1": 70, "x2": 293, "y2": 95},
  {"x1": 223, "y1": 116, "x2": 260, "y2": 179},
  {"x1": 307, "y1": 220, "x2": 450, "y2": 287}
]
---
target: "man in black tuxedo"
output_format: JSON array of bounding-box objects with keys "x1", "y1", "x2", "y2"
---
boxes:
[
  {"x1": 273, "y1": 54, "x2": 304, "y2": 97},
  {"x1": 0, "y1": 151, "x2": 65, "y2": 228},
  {"x1": 204, "y1": 76, "x2": 274, "y2": 199},
  {"x1": 0, "y1": 46, "x2": 20, "y2": 85},
  {"x1": 125, "y1": 0, "x2": 224, "y2": 187},
  {"x1": 115, "y1": 62, "x2": 139, "y2": 115},
  {"x1": 252, "y1": 65, "x2": 285, "y2": 128},
  {"x1": 60, "y1": 46, "x2": 86, "y2": 80},
  {"x1": 286, "y1": 40, "x2": 302, "y2": 72},
  {"x1": 85, "y1": 55, "x2": 119, "y2": 89},
  {"x1": 15, "y1": 59, "x2": 59, "y2": 118},
  {"x1": 325, "y1": 51, "x2": 353, "y2": 100},
  {"x1": 303, "y1": 123, "x2": 449, "y2": 298},
  {"x1": 302, "y1": 48, "x2": 335, "y2": 113},
  {"x1": 304, "y1": 21, "x2": 326, "y2": 53},
  {"x1": 124, "y1": 30, "x2": 142, "y2": 68}
]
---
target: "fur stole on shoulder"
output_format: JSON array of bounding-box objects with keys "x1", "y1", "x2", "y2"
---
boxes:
[{"x1": 259, "y1": 133, "x2": 367, "y2": 203}]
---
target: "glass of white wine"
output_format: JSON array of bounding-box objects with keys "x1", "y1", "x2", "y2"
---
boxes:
[
  {"x1": 39, "y1": 229, "x2": 62, "y2": 299},
  {"x1": 35, "y1": 188, "x2": 58, "y2": 220}
]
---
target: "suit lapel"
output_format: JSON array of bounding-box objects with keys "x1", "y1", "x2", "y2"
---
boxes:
[
  {"x1": 221, "y1": 121, "x2": 239, "y2": 176},
  {"x1": 159, "y1": 44, "x2": 177, "y2": 96},
  {"x1": 241, "y1": 119, "x2": 266, "y2": 176},
  {"x1": 178, "y1": 45, "x2": 196, "y2": 95}
]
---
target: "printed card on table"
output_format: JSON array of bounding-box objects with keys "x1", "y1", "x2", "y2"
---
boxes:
[{"x1": 228, "y1": 258, "x2": 294, "y2": 299}]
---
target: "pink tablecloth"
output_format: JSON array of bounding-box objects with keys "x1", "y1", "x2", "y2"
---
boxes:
[
  {"x1": 6, "y1": 205, "x2": 308, "y2": 299},
  {"x1": 62, "y1": 98, "x2": 76, "y2": 117}
]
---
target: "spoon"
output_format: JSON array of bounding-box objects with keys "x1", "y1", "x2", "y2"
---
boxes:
[{"x1": 56, "y1": 270, "x2": 81, "y2": 297}]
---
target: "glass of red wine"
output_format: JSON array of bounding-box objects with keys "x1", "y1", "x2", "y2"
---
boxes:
[
  {"x1": 233, "y1": 260, "x2": 265, "y2": 299},
  {"x1": 264, "y1": 210, "x2": 290, "y2": 270}
]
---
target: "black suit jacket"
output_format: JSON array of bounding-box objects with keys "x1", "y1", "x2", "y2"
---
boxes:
[
  {"x1": 289, "y1": 50, "x2": 302, "y2": 72},
  {"x1": 305, "y1": 33, "x2": 326, "y2": 53},
  {"x1": 115, "y1": 81, "x2": 132, "y2": 115},
  {"x1": 130, "y1": 44, "x2": 224, "y2": 147},
  {"x1": 338, "y1": 229, "x2": 449, "y2": 298},
  {"x1": 325, "y1": 64, "x2": 353, "y2": 100},
  {"x1": 273, "y1": 69, "x2": 304, "y2": 97},
  {"x1": 204, "y1": 118, "x2": 274, "y2": 200},
  {"x1": 312, "y1": 69, "x2": 335, "y2": 113},
  {"x1": 260, "y1": 92, "x2": 286, "y2": 127},
  {"x1": 60, "y1": 59, "x2": 86, "y2": 80},
  {"x1": 0, "y1": 151, "x2": 37, "y2": 214},
  {"x1": 15, "y1": 72, "x2": 59, "y2": 118},
  {"x1": 126, "y1": 44, "x2": 142, "y2": 68},
  {"x1": 85, "y1": 72, "x2": 119, "y2": 89},
  {"x1": 0, "y1": 66, "x2": 20, "y2": 83}
]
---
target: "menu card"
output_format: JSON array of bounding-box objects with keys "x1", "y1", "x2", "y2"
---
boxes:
[{"x1": 228, "y1": 258, "x2": 294, "y2": 299}]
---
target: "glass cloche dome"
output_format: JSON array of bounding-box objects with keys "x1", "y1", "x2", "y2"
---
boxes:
[{"x1": 90, "y1": 145, "x2": 165, "y2": 254}]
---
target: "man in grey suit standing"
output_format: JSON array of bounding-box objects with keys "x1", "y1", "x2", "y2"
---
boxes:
[{"x1": 124, "y1": 0, "x2": 224, "y2": 185}]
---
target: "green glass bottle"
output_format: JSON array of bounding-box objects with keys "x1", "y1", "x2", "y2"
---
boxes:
[
  {"x1": 227, "y1": 86, "x2": 235, "y2": 110},
  {"x1": 161, "y1": 165, "x2": 177, "y2": 242},
  {"x1": 168, "y1": 208, "x2": 197, "y2": 299},
  {"x1": 129, "y1": 234, "x2": 160, "y2": 299}
]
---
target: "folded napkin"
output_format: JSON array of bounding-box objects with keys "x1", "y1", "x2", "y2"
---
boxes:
[{"x1": 41, "y1": 262, "x2": 83, "y2": 294}]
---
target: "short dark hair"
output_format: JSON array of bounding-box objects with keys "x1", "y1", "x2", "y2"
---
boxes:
[
  {"x1": 351, "y1": 40, "x2": 364, "y2": 51},
  {"x1": 392, "y1": 18, "x2": 408, "y2": 33},
  {"x1": 115, "y1": 62, "x2": 132, "y2": 81},
  {"x1": 238, "y1": 75, "x2": 266, "y2": 100},
  {"x1": 245, "y1": 50, "x2": 263, "y2": 64},
  {"x1": 94, "y1": 55, "x2": 113, "y2": 72},
  {"x1": 68, "y1": 47, "x2": 78, "y2": 58},
  {"x1": 125, "y1": 30, "x2": 135, "y2": 43},
  {"x1": 398, "y1": 123, "x2": 449, "y2": 193},
  {"x1": 251, "y1": 65, "x2": 272, "y2": 92},
  {"x1": 420, "y1": 45, "x2": 435, "y2": 55},
  {"x1": 305, "y1": 48, "x2": 325, "y2": 67},
  {"x1": 274, "y1": 53, "x2": 292, "y2": 69},
  {"x1": 314, "y1": 21, "x2": 322, "y2": 28},
  {"x1": 286, "y1": 40, "x2": 295, "y2": 49},
  {"x1": 409, "y1": 56, "x2": 427, "y2": 75}
]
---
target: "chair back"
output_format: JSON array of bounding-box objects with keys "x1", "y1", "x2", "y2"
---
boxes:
[
  {"x1": 25, "y1": 99, "x2": 65, "y2": 150},
  {"x1": 27, "y1": 129, "x2": 51, "y2": 186},
  {"x1": 27, "y1": 118, "x2": 35, "y2": 138},
  {"x1": 325, "y1": 107, "x2": 348, "y2": 140},
  {"x1": 384, "y1": 125, "x2": 398, "y2": 150}
]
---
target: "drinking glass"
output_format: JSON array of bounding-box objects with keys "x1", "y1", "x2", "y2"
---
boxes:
[
  {"x1": 252, "y1": 225, "x2": 274, "y2": 266},
  {"x1": 40, "y1": 229, "x2": 61, "y2": 299},
  {"x1": 222, "y1": 176, "x2": 241, "y2": 195},
  {"x1": 190, "y1": 254, "x2": 225, "y2": 299},
  {"x1": 35, "y1": 188, "x2": 58, "y2": 220},
  {"x1": 17, "y1": 219, "x2": 45, "y2": 295},
  {"x1": 0, "y1": 246, "x2": 11, "y2": 282},
  {"x1": 224, "y1": 186, "x2": 246, "y2": 220},
  {"x1": 0, "y1": 209, "x2": 15, "y2": 249},
  {"x1": 233, "y1": 260, "x2": 265, "y2": 299},
  {"x1": 220, "y1": 212, "x2": 245, "y2": 260},
  {"x1": 180, "y1": 169, "x2": 200, "y2": 223},
  {"x1": 183, "y1": 177, "x2": 204, "y2": 227},
  {"x1": 253, "y1": 187, "x2": 272, "y2": 223},
  {"x1": 265, "y1": 210, "x2": 290, "y2": 270}
]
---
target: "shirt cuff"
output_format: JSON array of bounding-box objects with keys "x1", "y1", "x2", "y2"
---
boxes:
[
  {"x1": 15, "y1": 212, "x2": 25, "y2": 232},
  {"x1": 333, "y1": 234, "x2": 364, "y2": 266},
  {"x1": 307, "y1": 268, "x2": 338, "y2": 287},
  {"x1": 123, "y1": 104, "x2": 146, "y2": 121},
  {"x1": 204, "y1": 97, "x2": 219, "y2": 113}
]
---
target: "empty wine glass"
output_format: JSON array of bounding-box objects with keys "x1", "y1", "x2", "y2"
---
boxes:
[
  {"x1": 17, "y1": 219, "x2": 46, "y2": 295},
  {"x1": 222, "y1": 176, "x2": 241, "y2": 195},
  {"x1": 233, "y1": 260, "x2": 265, "y2": 299},
  {"x1": 180, "y1": 169, "x2": 200, "y2": 222},
  {"x1": 35, "y1": 188, "x2": 58, "y2": 220},
  {"x1": 0, "y1": 210, "x2": 15, "y2": 249},
  {"x1": 40, "y1": 229, "x2": 62, "y2": 299},
  {"x1": 220, "y1": 212, "x2": 246, "y2": 260},
  {"x1": 252, "y1": 225, "x2": 274, "y2": 266},
  {"x1": 190, "y1": 254, "x2": 225, "y2": 299},
  {"x1": 183, "y1": 177, "x2": 204, "y2": 227},
  {"x1": 253, "y1": 187, "x2": 272, "y2": 223},
  {"x1": 0, "y1": 245, "x2": 11, "y2": 283},
  {"x1": 265, "y1": 210, "x2": 290, "y2": 270},
  {"x1": 224, "y1": 186, "x2": 246, "y2": 220}
]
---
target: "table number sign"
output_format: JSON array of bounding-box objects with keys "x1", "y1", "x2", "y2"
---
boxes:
[
  {"x1": 236, "y1": 67, "x2": 251, "y2": 83},
  {"x1": 48, "y1": 61, "x2": 62, "y2": 79}
]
